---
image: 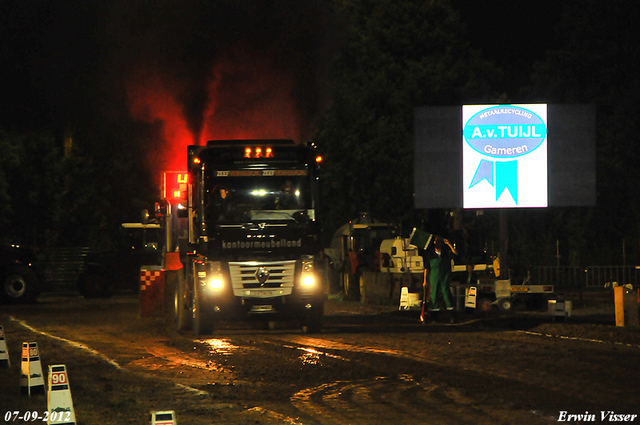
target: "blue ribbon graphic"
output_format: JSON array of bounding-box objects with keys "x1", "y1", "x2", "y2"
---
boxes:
[{"x1": 470, "y1": 159, "x2": 518, "y2": 204}]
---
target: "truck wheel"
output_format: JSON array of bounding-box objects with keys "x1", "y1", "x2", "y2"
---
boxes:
[
  {"x1": 2, "y1": 266, "x2": 40, "y2": 303},
  {"x1": 193, "y1": 292, "x2": 214, "y2": 336},
  {"x1": 302, "y1": 303, "x2": 324, "y2": 334},
  {"x1": 173, "y1": 271, "x2": 191, "y2": 331},
  {"x1": 77, "y1": 273, "x2": 111, "y2": 298}
]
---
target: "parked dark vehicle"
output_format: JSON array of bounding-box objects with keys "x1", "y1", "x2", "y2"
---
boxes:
[
  {"x1": 0, "y1": 244, "x2": 41, "y2": 303},
  {"x1": 76, "y1": 223, "x2": 163, "y2": 298}
]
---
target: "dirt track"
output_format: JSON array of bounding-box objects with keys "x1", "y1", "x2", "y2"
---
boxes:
[{"x1": 1, "y1": 293, "x2": 639, "y2": 424}]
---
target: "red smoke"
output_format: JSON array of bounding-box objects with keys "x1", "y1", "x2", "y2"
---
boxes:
[
  {"x1": 199, "y1": 52, "x2": 302, "y2": 145},
  {"x1": 126, "y1": 50, "x2": 303, "y2": 175},
  {"x1": 126, "y1": 68, "x2": 195, "y2": 173}
]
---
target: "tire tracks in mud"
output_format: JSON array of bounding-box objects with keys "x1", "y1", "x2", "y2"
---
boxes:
[
  {"x1": 7, "y1": 316, "x2": 307, "y2": 424},
  {"x1": 269, "y1": 334, "x2": 556, "y2": 425}
]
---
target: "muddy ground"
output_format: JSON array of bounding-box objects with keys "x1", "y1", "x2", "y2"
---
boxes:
[{"x1": 1, "y1": 291, "x2": 639, "y2": 424}]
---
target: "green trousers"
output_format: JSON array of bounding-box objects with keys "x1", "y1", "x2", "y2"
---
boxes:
[{"x1": 429, "y1": 258, "x2": 454, "y2": 311}]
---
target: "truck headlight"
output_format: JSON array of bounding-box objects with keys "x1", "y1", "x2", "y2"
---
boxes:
[
  {"x1": 209, "y1": 277, "x2": 224, "y2": 290},
  {"x1": 199, "y1": 261, "x2": 224, "y2": 291},
  {"x1": 301, "y1": 256, "x2": 315, "y2": 288},
  {"x1": 302, "y1": 275, "x2": 315, "y2": 287}
]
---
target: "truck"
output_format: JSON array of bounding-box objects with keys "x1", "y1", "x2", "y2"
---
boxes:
[
  {"x1": 0, "y1": 244, "x2": 41, "y2": 303},
  {"x1": 172, "y1": 139, "x2": 326, "y2": 335}
]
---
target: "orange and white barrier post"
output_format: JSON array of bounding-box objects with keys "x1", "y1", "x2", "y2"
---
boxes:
[
  {"x1": 150, "y1": 411, "x2": 177, "y2": 425},
  {"x1": 21, "y1": 342, "x2": 45, "y2": 396},
  {"x1": 47, "y1": 364, "x2": 76, "y2": 424},
  {"x1": 0, "y1": 325, "x2": 10, "y2": 368}
]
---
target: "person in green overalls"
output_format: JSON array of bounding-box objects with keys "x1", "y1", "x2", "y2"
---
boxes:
[{"x1": 426, "y1": 236, "x2": 458, "y2": 323}]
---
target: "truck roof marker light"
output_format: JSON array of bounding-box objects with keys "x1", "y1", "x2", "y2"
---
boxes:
[
  {"x1": 315, "y1": 155, "x2": 323, "y2": 163},
  {"x1": 245, "y1": 147, "x2": 252, "y2": 158},
  {"x1": 266, "y1": 147, "x2": 273, "y2": 158}
]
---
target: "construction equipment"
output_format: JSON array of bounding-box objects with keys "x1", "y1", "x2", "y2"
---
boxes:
[
  {"x1": 76, "y1": 221, "x2": 162, "y2": 298},
  {"x1": 325, "y1": 214, "x2": 424, "y2": 305}
]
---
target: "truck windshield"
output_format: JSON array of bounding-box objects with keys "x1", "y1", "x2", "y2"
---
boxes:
[{"x1": 203, "y1": 172, "x2": 313, "y2": 224}]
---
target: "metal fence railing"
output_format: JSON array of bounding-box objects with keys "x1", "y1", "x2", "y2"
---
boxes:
[
  {"x1": 532, "y1": 266, "x2": 584, "y2": 290},
  {"x1": 532, "y1": 265, "x2": 640, "y2": 290},
  {"x1": 585, "y1": 266, "x2": 640, "y2": 289}
]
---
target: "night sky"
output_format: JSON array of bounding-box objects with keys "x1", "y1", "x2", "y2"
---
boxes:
[
  {"x1": 1, "y1": 1, "x2": 345, "y2": 175},
  {"x1": 1, "y1": 0, "x2": 562, "y2": 145},
  {"x1": 1, "y1": 1, "x2": 334, "y2": 127}
]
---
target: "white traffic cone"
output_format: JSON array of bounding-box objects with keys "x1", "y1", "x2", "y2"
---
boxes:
[
  {"x1": 151, "y1": 411, "x2": 177, "y2": 425},
  {"x1": 20, "y1": 342, "x2": 45, "y2": 396},
  {"x1": 399, "y1": 286, "x2": 409, "y2": 310},
  {"x1": 47, "y1": 365, "x2": 76, "y2": 425},
  {"x1": 0, "y1": 325, "x2": 10, "y2": 369}
]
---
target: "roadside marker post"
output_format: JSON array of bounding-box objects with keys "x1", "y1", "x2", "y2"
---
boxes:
[
  {"x1": 20, "y1": 341, "x2": 45, "y2": 395},
  {"x1": 47, "y1": 364, "x2": 77, "y2": 425},
  {"x1": 0, "y1": 325, "x2": 10, "y2": 368}
]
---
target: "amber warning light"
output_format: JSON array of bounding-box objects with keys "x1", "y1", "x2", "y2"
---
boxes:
[
  {"x1": 244, "y1": 146, "x2": 273, "y2": 159},
  {"x1": 163, "y1": 171, "x2": 188, "y2": 201}
]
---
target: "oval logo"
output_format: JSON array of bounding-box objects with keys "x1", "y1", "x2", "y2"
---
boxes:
[
  {"x1": 255, "y1": 267, "x2": 270, "y2": 285},
  {"x1": 463, "y1": 105, "x2": 547, "y2": 159}
]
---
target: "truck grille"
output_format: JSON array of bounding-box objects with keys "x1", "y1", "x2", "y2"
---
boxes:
[{"x1": 229, "y1": 260, "x2": 296, "y2": 297}]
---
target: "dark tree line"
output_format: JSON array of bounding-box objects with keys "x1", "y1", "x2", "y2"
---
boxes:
[
  {"x1": 510, "y1": 0, "x2": 640, "y2": 268},
  {"x1": 0, "y1": 123, "x2": 158, "y2": 250},
  {"x1": 1, "y1": 0, "x2": 638, "y2": 271},
  {"x1": 315, "y1": 0, "x2": 640, "y2": 270},
  {"x1": 314, "y1": 0, "x2": 501, "y2": 241}
]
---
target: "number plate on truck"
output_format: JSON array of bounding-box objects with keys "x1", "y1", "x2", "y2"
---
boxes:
[{"x1": 251, "y1": 305, "x2": 274, "y2": 312}]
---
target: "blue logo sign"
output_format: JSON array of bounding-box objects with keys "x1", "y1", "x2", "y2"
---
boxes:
[
  {"x1": 464, "y1": 106, "x2": 546, "y2": 158},
  {"x1": 464, "y1": 105, "x2": 547, "y2": 205}
]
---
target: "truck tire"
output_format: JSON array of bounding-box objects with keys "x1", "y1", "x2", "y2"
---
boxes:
[
  {"x1": 193, "y1": 291, "x2": 214, "y2": 336},
  {"x1": 77, "y1": 272, "x2": 112, "y2": 298},
  {"x1": 301, "y1": 303, "x2": 324, "y2": 334},
  {"x1": 173, "y1": 271, "x2": 191, "y2": 331},
  {"x1": 2, "y1": 265, "x2": 40, "y2": 304}
]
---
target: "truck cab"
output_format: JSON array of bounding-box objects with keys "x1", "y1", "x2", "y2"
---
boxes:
[{"x1": 173, "y1": 140, "x2": 326, "y2": 335}]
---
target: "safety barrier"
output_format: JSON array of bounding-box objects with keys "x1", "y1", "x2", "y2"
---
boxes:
[{"x1": 532, "y1": 265, "x2": 640, "y2": 290}]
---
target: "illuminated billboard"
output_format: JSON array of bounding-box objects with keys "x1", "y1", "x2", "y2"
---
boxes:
[{"x1": 462, "y1": 104, "x2": 548, "y2": 208}]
